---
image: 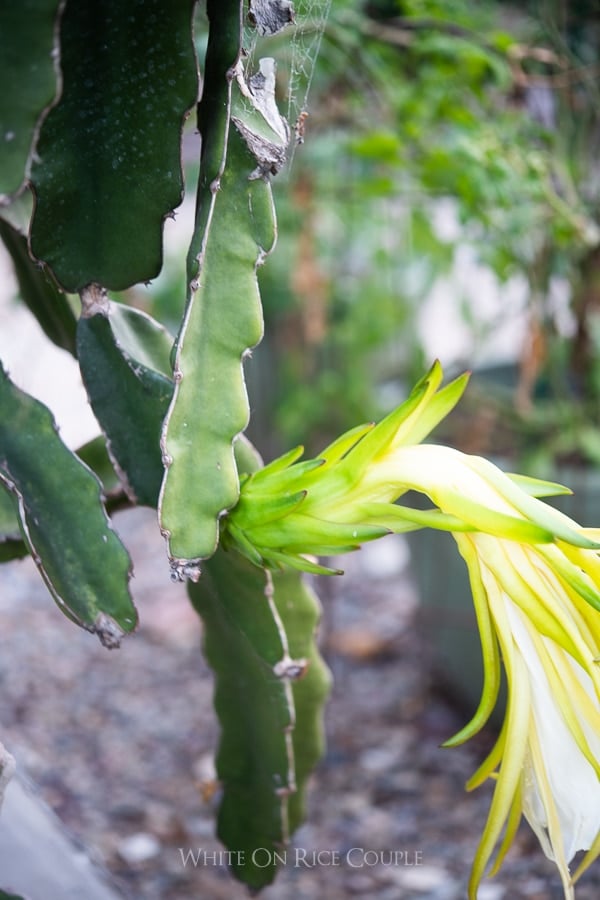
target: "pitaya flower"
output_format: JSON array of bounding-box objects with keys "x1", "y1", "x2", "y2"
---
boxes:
[{"x1": 223, "y1": 362, "x2": 600, "y2": 897}]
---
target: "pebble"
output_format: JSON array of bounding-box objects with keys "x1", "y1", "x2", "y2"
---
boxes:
[
  {"x1": 117, "y1": 832, "x2": 162, "y2": 865},
  {"x1": 478, "y1": 884, "x2": 506, "y2": 900},
  {"x1": 344, "y1": 872, "x2": 379, "y2": 894},
  {"x1": 359, "y1": 729, "x2": 413, "y2": 773},
  {"x1": 388, "y1": 863, "x2": 450, "y2": 891}
]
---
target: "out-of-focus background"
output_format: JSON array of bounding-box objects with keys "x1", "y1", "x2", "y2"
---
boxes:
[{"x1": 2, "y1": 0, "x2": 600, "y2": 897}]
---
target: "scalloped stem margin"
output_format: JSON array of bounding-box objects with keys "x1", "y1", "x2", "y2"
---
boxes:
[{"x1": 159, "y1": 0, "x2": 279, "y2": 574}]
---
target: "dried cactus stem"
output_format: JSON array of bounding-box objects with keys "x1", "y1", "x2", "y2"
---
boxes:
[{"x1": 80, "y1": 282, "x2": 109, "y2": 318}]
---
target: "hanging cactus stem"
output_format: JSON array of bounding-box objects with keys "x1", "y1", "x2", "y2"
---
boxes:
[{"x1": 158, "y1": 0, "x2": 287, "y2": 572}]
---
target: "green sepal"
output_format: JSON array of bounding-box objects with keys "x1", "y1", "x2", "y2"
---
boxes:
[
  {"x1": 506, "y1": 472, "x2": 572, "y2": 499},
  {"x1": 470, "y1": 457, "x2": 600, "y2": 549},
  {"x1": 443, "y1": 494, "x2": 556, "y2": 543},
  {"x1": 261, "y1": 549, "x2": 343, "y2": 576},
  {"x1": 541, "y1": 546, "x2": 600, "y2": 614},
  {"x1": 442, "y1": 535, "x2": 503, "y2": 747},
  {"x1": 231, "y1": 490, "x2": 308, "y2": 529},
  {"x1": 314, "y1": 422, "x2": 374, "y2": 465},
  {"x1": 252, "y1": 444, "x2": 305, "y2": 478},
  {"x1": 0, "y1": 364, "x2": 136, "y2": 645},
  {"x1": 337, "y1": 384, "x2": 429, "y2": 480},
  {"x1": 283, "y1": 542, "x2": 363, "y2": 555},
  {"x1": 360, "y1": 501, "x2": 477, "y2": 533},
  {"x1": 363, "y1": 361, "x2": 467, "y2": 453},
  {"x1": 225, "y1": 523, "x2": 344, "y2": 575},
  {"x1": 223, "y1": 520, "x2": 267, "y2": 567},
  {"x1": 246, "y1": 458, "x2": 326, "y2": 495},
  {"x1": 243, "y1": 514, "x2": 389, "y2": 553},
  {"x1": 400, "y1": 371, "x2": 470, "y2": 446}
]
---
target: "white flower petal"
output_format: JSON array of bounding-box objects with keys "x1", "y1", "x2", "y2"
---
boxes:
[
  {"x1": 505, "y1": 599, "x2": 600, "y2": 863},
  {"x1": 375, "y1": 444, "x2": 517, "y2": 514}
]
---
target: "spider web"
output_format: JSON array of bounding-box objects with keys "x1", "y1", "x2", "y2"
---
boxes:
[
  {"x1": 286, "y1": 0, "x2": 332, "y2": 123},
  {"x1": 242, "y1": 0, "x2": 332, "y2": 166}
]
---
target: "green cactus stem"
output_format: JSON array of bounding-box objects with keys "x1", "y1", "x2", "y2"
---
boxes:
[
  {"x1": 77, "y1": 294, "x2": 174, "y2": 506},
  {"x1": 159, "y1": 0, "x2": 290, "y2": 574},
  {"x1": 188, "y1": 429, "x2": 330, "y2": 890},
  {"x1": 29, "y1": 0, "x2": 198, "y2": 291},
  {"x1": 0, "y1": 364, "x2": 137, "y2": 646},
  {"x1": 271, "y1": 567, "x2": 331, "y2": 832},
  {"x1": 188, "y1": 546, "x2": 330, "y2": 891},
  {"x1": 188, "y1": 549, "x2": 294, "y2": 890}
]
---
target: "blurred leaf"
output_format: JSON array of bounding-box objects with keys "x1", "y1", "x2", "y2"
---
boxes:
[
  {"x1": 0, "y1": 217, "x2": 77, "y2": 356},
  {"x1": 0, "y1": 188, "x2": 34, "y2": 235},
  {"x1": 0, "y1": 484, "x2": 26, "y2": 562},
  {"x1": 490, "y1": 30, "x2": 518, "y2": 53},
  {"x1": 350, "y1": 130, "x2": 400, "y2": 163},
  {"x1": 0, "y1": 482, "x2": 20, "y2": 539},
  {"x1": 577, "y1": 427, "x2": 600, "y2": 468},
  {"x1": 74, "y1": 435, "x2": 120, "y2": 496},
  {"x1": 0, "y1": 539, "x2": 27, "y2": 564}
]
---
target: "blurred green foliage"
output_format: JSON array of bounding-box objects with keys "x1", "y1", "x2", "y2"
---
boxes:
[{"x1": 143, "y1": 0, "x2": 600, "y2": 466}]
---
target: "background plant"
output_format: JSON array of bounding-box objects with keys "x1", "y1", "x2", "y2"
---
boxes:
[{"x1": 230, "y1": 0, "x2": 600, "y2": 466}]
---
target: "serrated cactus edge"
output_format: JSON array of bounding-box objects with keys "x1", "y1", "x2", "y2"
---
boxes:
[
  {"x1": 0, "y1": 363, "x2": 137, "y2": 646},
  {"x1": 159, "y1": 0, "x2": 289, "y2": 576}
]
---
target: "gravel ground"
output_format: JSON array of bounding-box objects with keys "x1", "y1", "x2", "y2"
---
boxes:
[{"x1": 1, "y1": 507, "x2": 599, "y2": 900}]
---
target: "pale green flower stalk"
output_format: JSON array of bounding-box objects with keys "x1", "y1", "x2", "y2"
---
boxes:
[{"x1": 223, "y1": 361, "x2": 600, "y2": 897}]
